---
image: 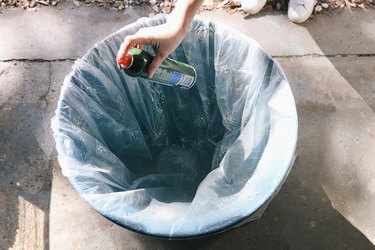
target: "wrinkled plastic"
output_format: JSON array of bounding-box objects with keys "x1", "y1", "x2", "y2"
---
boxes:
[{"x1": 51, "y1": 14, "x2": 298, "y2": 238}]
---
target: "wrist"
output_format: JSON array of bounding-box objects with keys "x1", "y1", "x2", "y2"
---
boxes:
[
  {"x1": 168, "y1": 0, "x2": 203, "y2": 33},
  {"x1": 167, "y1": 10, "x2": 189, "y2": 34}
]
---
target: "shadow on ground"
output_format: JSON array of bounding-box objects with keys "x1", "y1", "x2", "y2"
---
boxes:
[{"x1": 0, "y1": 62, "x2": 53, "y2": 249}]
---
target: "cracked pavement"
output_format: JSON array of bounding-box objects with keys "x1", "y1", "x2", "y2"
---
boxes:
[{"x1": 0, "y1": 2, "x2": 374, "y2": 249}]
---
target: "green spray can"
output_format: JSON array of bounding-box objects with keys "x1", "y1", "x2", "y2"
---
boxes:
[{"x1": 118, "y1": 48, "x2": 197, "y2": 89}]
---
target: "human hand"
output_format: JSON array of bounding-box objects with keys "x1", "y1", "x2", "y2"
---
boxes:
[{"x1": 116, "y1": 18, "x2": 186, "y2": 78}]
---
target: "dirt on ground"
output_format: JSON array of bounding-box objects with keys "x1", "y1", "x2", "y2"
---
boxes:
[{"x1": 0, "y1": 0, "x2": 374, "y2": 18}]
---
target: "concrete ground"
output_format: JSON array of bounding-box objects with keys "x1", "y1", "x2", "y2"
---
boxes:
[{"x1": 0, "y1": 2, "x2": 374, "y2": 249}]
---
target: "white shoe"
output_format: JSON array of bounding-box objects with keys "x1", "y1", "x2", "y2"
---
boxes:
[
  {"x1": 241, "y1": 0, "x2": 267, "y2": 14},
  {"x1": 288, "y1": 0, "x2": 315, "y2": 23}
]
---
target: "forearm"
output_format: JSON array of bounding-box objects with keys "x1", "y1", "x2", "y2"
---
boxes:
[{"x1": 168, "y1": 0, "x2": 205, "y2": 33}]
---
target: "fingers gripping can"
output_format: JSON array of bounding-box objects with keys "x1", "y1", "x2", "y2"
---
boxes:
[{"x1": 118, "y1": 48, "x2": 197, "y2": 89}]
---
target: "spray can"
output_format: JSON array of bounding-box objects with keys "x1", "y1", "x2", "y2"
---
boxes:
[{"x1": 117, "y1": 48, "x2": 197, "y2": 89}]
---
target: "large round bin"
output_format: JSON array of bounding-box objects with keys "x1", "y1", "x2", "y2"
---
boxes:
[{"x1": 51, "y1": 14, "x2": 298, "y2": 238}]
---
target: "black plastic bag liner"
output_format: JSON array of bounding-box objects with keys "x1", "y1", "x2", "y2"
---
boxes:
[{"x1": 51, "y1": 14, "x2": 298, "y2": 238}]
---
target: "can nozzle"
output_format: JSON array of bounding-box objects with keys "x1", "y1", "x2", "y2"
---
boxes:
[{"x1": 117, "y1": 53, "x2": 133, "y2": 69}]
